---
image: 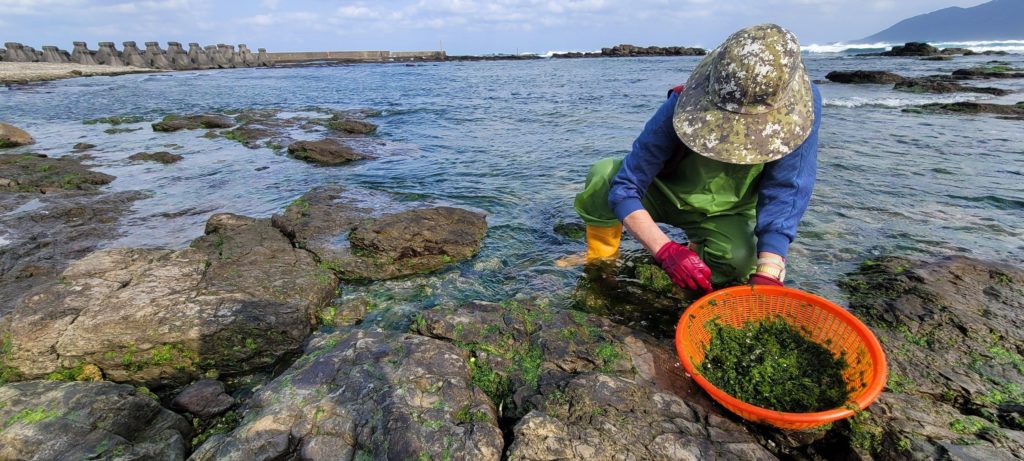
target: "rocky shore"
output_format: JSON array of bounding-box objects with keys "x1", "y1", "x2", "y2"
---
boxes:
[
  {"x1": 1, "y1": 99, "x2": 1022, "y2": 459},
  {"x1": 0, "y1": 62, "x2": 155, "y2": 84}
]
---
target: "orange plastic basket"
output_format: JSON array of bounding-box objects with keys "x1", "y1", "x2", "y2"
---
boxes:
[{"x1": 675, "y1": 285, "x2": 887, "y2": 430}]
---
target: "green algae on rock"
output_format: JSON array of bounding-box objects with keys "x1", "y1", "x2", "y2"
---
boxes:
[{"x1": 698, "y1": 317, "x2": 851, "y2": 413}]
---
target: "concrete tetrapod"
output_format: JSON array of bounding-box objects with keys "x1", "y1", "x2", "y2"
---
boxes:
[
  {"x1": 95, "y1": 42, "x2": 125, "y2": 66},
  {"x1": 70, "y1": 41, "x2": 97, "y2": 65},
  {"x1": 4, "y1": 42, "x2": 30, "y2": 62},
  {"x1": 40, "y1": 46, "x2": 69, "y2": 63},
  {"x1": 145, "y1": 41, "x2": 172, "y2": 70},
  {"x1": 238, "y1": 44, "x2": 257, "y2": 67},
  {"x1": 212, "y1": 44, "x2": 232, "y2": 68},
  {"x1": 166, "y1": 42, "x2": 191, "y2": 70},
  {"x1": 189, "y1": 43, "x2": 214, "y2": 69},
  {"x1": 122, "y1": 41, "x2": 148, "y2": 67}
]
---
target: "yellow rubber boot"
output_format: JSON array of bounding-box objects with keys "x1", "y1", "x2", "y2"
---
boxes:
[{"x1": 585, "y1": 224, "x2": 623, "y2": 261}]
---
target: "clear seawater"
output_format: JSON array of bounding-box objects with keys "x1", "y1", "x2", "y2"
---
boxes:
[{"x1": 1, "y1": 53, "x2": 1022, "y2": 329}]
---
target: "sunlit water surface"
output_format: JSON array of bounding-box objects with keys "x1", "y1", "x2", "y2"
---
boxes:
[{"x1": 2, "y1": 53, "x2": 1022, "y2": 331}]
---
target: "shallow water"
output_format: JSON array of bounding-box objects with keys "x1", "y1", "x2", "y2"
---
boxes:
[{"x1": 1, "y1": 53, "x2": 1022, "y2": 327}]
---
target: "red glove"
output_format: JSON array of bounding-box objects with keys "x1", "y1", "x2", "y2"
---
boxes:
[
  {"x1": 654, "y1": 242, "x2": 712, "y2": 293},
  {"x1": 749, "y1": 273, "x2": 784, "y2": 287}
]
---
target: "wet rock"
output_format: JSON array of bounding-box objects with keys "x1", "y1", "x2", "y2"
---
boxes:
[
  {"x1": 895, "y1": 79, "x2": 1011, "y2": 96},
  {"x1": 171, "y1": 379, "x2": 234, "y2": 418},
  {"x1": 413, "y1": 300, "x2": 773, "y2": 459},
  {"x1": 271, "y1": 185, "x2": 372, "y2": 250},
  {"x1": 189, "y1": 329, "x2": 504, "y2": 461},
  {"x1": 221, "y1": 124, "x2": 276, "y2": 149},
  {"x1": 0, "y1": 380, "x2": 191, "y2": 460},
  {"x1": 0, "y1": 190, "x2": 145, "y2": 313},
  {"x1": 825, "y1": 70, "x2": 906, "y2": 84},
  {"x1": 920, "y1": 56, "x2": 953, "y2": 61},
  {"x1": 326, "y1": 115, "x2": 378, "y2": 134},
  {"x1": 72, "y1": 142, "x2": 96, "y2": 151},
  {"x1": 0, "y1": 122, "x2": 35, "y2": 148},
  {"x1": 0, "y1": 153, "x2": 115, "y2": 192},
  {"x1": 952, "y1": 66, "x2": 1024, "y2": 79},
  {"x1": 85, "y1": 115, "x2": 147, "y2": 126},
  {"x1": 903, "y1": 101, "x2": 1024, "y2": 120},
  {"x1": 882, "y1": 42, "x2": 940, "y2": 57},
  {"x1": 0, "y1": 213, "x2": 338, "y2": 388},
  {"x1": 287, "y1": 139, "x2": 371, "y2": 165},
  {"x1": 329, "y1": 207, "x2": 487, "y2": 280},
  {"x1": 552, "y1": 221, "x2": 585, "y2": 239},
  {"x1": 572, "y1": 249, "x2": 696, "y2": 338},
  {"x1": 271, "y1": 186, "x2": 486, "y2": 281},
  {"x1": 152, "y1": 114, "x2": 235, "y2": 132},
  {"x1": 129, "y1": 151, "x2": 184, "y2": 164},
  {"x1": 508, "y1": 374, "x2": 773, "y2": 460},
  {"x1": 820, "y1": 256, "x2": 1024, "y2": 459}
]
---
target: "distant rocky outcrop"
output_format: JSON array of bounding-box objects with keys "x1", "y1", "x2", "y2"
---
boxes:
[
  {"x1": 855, "y1": 42, "x2": 1011, "y2": 58},
  {"x1": 552, "y1": 44, "x2": 707, "y2": 59}
]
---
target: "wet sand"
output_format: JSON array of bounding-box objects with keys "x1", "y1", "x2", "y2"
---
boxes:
[{"x1": 0, "y1": 62, "x2": 156, "y2": 84}]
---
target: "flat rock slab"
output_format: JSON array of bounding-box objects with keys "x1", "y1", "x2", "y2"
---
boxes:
[
  {"x1": 0, "y1": 122, "x2": 34, "y2": 148},
  {"x1": 326, "y1": 115, "x2": 377, "y2": 134},
  {"x1": 152, "y1": 114, "x2": 235, "y2": 132},
  {"x1": 0, "y1": 213, "x2": 338, "y2": 388},
  {"x1": 0, "y1": 153, "x2": 115, "y2": 193},
  {"x1": 825, "y1": 70, "x2": 906, "y2": 84},
  {"x1": 903, "y1": 101, "x2": 1024, "y2": 120},
  {"x1": 288, "y1": 139, "x2": 371, "y2": 165},
  {"x1": 272, "y1": 186, "x2": 487, "y2": 281},
  {"x1": 332, "y1": 207, "x2": 487, "y2": 280},
  {"x1": 824, "y1": 256, "x2": 1024, "y2": 458},
  {"x1": 189, "y1": 329, "x2": 504, "y2": 461},
  {"x1": 0, "y1": 380, "x2": 191, "y2": 460},
  {"x1": 0, "y1": 190, "x2": 145, "y2": 312},
  {"x1": 412, "y1": 300, "x2": 773, "y2": 460},
  {"x1": 128, "y1": 151, "x2": 183, "y2": 164}
]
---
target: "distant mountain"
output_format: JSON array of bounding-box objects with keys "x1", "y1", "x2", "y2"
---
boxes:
[{"x1": 858, "y1": 0, "x2": 1024, "y2": 43}]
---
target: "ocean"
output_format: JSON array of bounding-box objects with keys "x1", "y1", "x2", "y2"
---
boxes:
[{"x1": 1, "y1": 50, "x2": 1022, "y2": 331}]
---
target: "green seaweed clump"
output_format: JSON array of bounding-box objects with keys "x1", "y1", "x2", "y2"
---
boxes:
[{"x1": 698, "y1": 317, "x2": 851, "y2": 413}]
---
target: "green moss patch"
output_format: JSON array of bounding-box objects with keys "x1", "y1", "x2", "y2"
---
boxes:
[
  {"x1": 84, "y1": 115, "x2": 146, "y2": 126},
  {"x1": 698, "y1": 317, "x2": 851, "y2": 413}
]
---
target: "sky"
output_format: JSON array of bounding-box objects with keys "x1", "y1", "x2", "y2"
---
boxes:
[{"x1": 0, "y1": 0, "x2": 991, "y2": 55}]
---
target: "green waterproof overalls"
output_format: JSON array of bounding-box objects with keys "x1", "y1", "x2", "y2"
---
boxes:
[{"x1": 573, "y1": 146, "x2": 763, "y2": 286}]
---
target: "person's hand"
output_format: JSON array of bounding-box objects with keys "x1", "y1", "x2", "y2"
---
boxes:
[
  {"x1": 749, "y1": 273, "x2": 784, "y2": 287},
  {"x1": 654, "y1": 242, "x2": 712, "y2": 293}
]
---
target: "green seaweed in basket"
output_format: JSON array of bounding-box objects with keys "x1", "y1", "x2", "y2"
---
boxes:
[{"x1": 698, "y1": 317, "x2": 851, "y2": 413}]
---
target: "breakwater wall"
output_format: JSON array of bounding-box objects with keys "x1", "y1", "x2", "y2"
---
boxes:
[
  {"x1": 267, "y1": 50, "x2": 446, "y2": 64},
  {"x1": 1, "y1": 41, "x2": 270, "y2": 69}
]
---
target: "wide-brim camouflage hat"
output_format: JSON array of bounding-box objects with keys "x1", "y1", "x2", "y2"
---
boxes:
[{"x1": 673, "y1": 24, "x2": 813, "y2": 165}]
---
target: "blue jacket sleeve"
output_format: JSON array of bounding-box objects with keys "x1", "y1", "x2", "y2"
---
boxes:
[
  {"x1": 755, "y1": 84, "x2": 822, "y2": 259},
  {"x1": 608, "y1": 94, "x2": 682, "y2": 221}
]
